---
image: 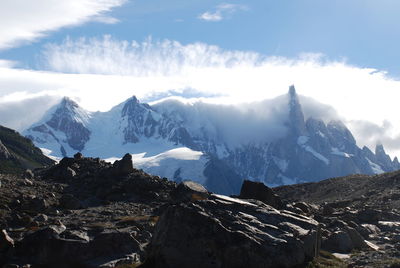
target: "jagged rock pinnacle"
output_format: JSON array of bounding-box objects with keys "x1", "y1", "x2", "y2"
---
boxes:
[
  {"x1": 288, "y1": 85, "x2": 306, "y2": 136},
  {"x1": 289, "y1": 85, "x2": 296, "y2": 96}
]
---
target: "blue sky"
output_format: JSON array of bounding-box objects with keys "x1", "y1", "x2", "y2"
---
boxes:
[
  {"x1": 1, "y1": 0, "x2": 400, "y2": 156},
  {"x1": 1, "y1": 0, "x2": 400, "y2": 76}
]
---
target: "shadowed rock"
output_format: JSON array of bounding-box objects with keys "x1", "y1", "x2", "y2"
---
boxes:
[
  {"x1": 239, "y1": 180, "x2": 284, "y2": 209},
  {"x1": 113, "y1": 153, "x2": 134, "y2": 175}
]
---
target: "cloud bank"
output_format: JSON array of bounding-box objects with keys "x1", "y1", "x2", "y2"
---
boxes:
[
  {"x1": 153, "y1": 96, "x2": 291, "y2": 147},
  {"x1": 0, "y1": 0, "x2": 125, "y2": 49},
  {"x1": 1, "y1": 36, "x2": 400, "y2": 157}
]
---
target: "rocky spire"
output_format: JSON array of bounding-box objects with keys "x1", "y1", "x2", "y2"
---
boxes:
[
  {"x1": 375, "y1": 143, "x2": 393, "y2": 171},
  {"x1": 393, "y1": 156, "x2": 400, "y2": 169},
  {"x1": 288, "y1": 85, "x2": 306, "y2": 136}
]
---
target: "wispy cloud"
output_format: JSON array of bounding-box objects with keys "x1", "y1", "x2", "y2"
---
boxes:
[
  {"x1": 91, "y1": 15, "x2": 120, "y2": 24},
  {"x1": 0, "y1": 0, "x2": 126, "y2": 50},
  {"x1": 198, "y1": 3, "x2": 248, "y2": 22},
  {"x1": 41, "y1": 35, "x2": 261, "y2": 75},
  {"x1": 2, "y1": 36, "x2": 400, "y2": 157}
]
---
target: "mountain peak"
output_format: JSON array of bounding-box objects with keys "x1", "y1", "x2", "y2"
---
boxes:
[
  {"x1": 60, "y1": 96, "x2": 79, "y2": 109},
  {"x1": 122, "y1": 95, "x2": 145, "y2": 117},
  {"x1": 287, "y1": 85, "x2": 306, "y2": 136},
  {"x1": 289, "y1": 85, "x2": 296, "y2": 96},
  {"x1": 375, "y1": 143, "x2": 386, "y2": 155},
  {"x1": 126, "y1": 95, "x2": 139, "y2": 104}
]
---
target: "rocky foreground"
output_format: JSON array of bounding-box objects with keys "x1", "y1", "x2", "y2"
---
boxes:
[
  {"x1": 0, "y1": 153, "x2": 399, "y2": 267},
  {"x1": 275, "y1": 172, "x2": 400, "y2": 267}
]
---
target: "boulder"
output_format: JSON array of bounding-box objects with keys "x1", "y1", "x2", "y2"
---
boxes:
[
  {"x1": 113, "y1": 153, "x2": 134, "y2": 175},
  {"x1": 24, "y1": 169, "x2": 34, "y2": 180},
  {"x1": 172, "y1": 181, "x2": 209, "y2": 202},
  {"x1": 293, "y1": 202, "x2": 311, "y2": 214},
  {"x1": 145, "y1": 194, "x2": 318, "y2": 268},
  {"x1": 322, "y1": 226, "x2": 368, "y2": 253},
  {"x1": 345, "y1": 226, "x2": 368, "y2": 250},
  {"x1": 74, "y1": 152, "x2": 83, "y2": 160},
  {"x1": 357, "y1": 208, "x2": 382, "y2": 223},
  {"x1": 239, "y1": 180, "x2": 284, "y2": 209},
  {"x1": 14, "y1": 227, "x2": 142, "y2": 267},
  {"x1": 322, "y1": 230, "x2": 353, "y2": 253}
]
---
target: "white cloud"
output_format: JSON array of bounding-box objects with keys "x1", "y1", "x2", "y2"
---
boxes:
[
  {"x1": 0, "y1": 0, "x2": 125, "y2": 49},
  {"x1": 198, "y1": 3, "x2": 248, "y2": 22},
  {"x1": 0, "y1": 95, "x2": 60, "y2": 131},
  {"x1": 42, "y1": 35, "x2": 261, "y2": 75},
  {"x1": 91, "y1": 15, "x2": 120, "y2": 24},
  {"x1": 1, "y1": 36, "x2": 400, "y2": 157}
]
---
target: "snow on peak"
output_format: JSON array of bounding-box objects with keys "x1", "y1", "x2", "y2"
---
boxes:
[{"x1": 297, "y1": 135, "x2": 329, "y2": 165}]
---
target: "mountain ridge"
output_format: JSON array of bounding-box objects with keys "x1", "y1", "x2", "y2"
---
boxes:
[
  {"x1": 24, "y1": 86, "x2": 400, "y2": 193},
  {"x1": 0, "y1": 125, "x2": 55, "y2": 173}
]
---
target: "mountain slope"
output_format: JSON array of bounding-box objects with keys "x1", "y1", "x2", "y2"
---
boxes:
[
  {"x1": 0, "y1": 125, "x2": 55, "y2": 173},
  {"x1": 24, "y1": 86, "x2": 400, "y2": 193}
]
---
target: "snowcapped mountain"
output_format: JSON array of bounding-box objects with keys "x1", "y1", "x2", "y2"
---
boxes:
[
  {"x1": 25, "y1": 97, "x2": 92, "y2": 156},
  {"x1": 24, "y1": 86, "x2": 400, "y2": 194}
]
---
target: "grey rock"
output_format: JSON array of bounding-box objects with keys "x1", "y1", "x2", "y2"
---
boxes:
[
  {"x1": 293, "y1": 202, "x2": 311, "y2": 214},
  {"x1": 345, "y1": 226, "x2": 368, "y2": 250},
  {"x1": 172, "y1": 180, "x2": 209, "y2": 202},
  {"x1": 23, "y1": 179, "x2": 33, "y2": 186},
  {"x1": 323, "y1": 230, "x2": 353, "y2": 253},
  {"x1": 60, "y1": 230, "x2": 89, "y2": 242},
  {"x1": 146, "y1": 195, "x2": 319, "y2": 268},
  {"x1": 24, "y1": 170, "x2": 34, "y2": 180}
]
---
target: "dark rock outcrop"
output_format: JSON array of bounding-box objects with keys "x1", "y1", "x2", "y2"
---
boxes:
[
  {"x1": 112, "y1": 153, "x2": 134, "y2": 175},
  {"x1": 239, "y1": 180, "x2": 284, "y2": 209}
]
